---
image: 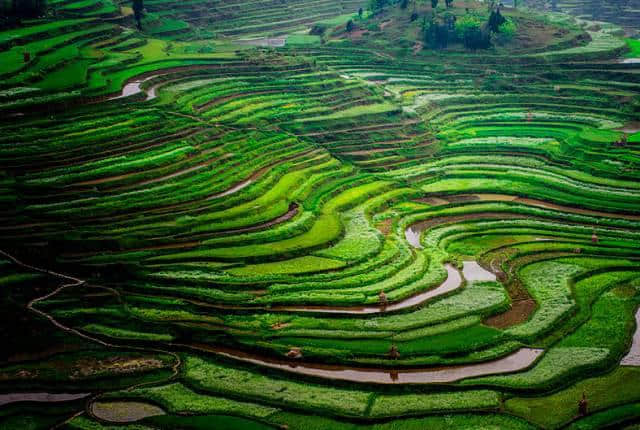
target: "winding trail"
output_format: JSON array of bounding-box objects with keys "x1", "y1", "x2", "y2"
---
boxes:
[
  {"x1": 0, "y1": 249, "x2": 183, "y2": 415},
  {"x1": 0, "y1": 249, "x2": 106, "y2": 347}
]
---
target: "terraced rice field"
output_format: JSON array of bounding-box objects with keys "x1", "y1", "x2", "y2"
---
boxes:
[
  {"x1": 0, "y1": 0, "x2": 639, "y2": 428},
  {"x1": 528, "y1": 0, "x2": 640, "y2": 37}
]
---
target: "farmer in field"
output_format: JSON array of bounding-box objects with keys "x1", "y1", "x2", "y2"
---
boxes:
[
  {"x1": 578, "y1": 392, "x2": 588, "y2": 416},
  {"x1": 379, "y1": 290, "x2": 388, "y2": 307},
  {"x1": 388, "y1": 344, "x2": 400, "y2": 359},
  {"x1": 389, "y1": 370, "x2": 399, "y2": 382},
  {"x1": 286, "y1": 347, "x2": 302, "y2": 359}
]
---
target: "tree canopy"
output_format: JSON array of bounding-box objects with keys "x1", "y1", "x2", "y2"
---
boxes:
[
  {"x1": 368, "y1": 0, "x2": 390, "y2": 14},
  {"x1": 132, "y1": 0, "x2": 144, "y2": 30}
]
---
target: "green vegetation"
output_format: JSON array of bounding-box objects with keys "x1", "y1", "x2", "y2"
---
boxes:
[{"x1": 0, "y1": 0, "x2": 639, "y2": 429}]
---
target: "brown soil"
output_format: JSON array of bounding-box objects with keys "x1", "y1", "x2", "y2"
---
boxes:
[
  {"x1": 91, "y1": 401, "x2": 165, "y2": 423},
  {"x1": 415, "y1": 197, "x2": 450, "y2": 206},
  {"x1": 346, "y1": 29, "x2": 366, "y2": 39},
  {"x1": 484, "y1": 299, "x2": 537, "y2": 329},
  {"x1": 271, "y1": 322, "x2": 290, "y2": 330},
  {"x1": 69, "y1": 356, "x2": 165, "y2": 379},
  {"x1": 513, "y1": 18, "x2": 570, "y2": 51},
  {"x1": 376, "y1": 219, "x2": 393, "y2": 235},
  {"x1": 444, "y1": 194, "x2": 480, "y2": 203},
  {"x1": 483, "y1": 250, "x2": 575, "y2": 328},
  {"x1": 617, "y1": 121, "x2": 640, "y2": 134}
]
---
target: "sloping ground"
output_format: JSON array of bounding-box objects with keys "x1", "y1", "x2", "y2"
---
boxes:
[
  {"x1": 0, "y1": 2, "x2": 640, "y2": 429},
  {"x1": 525, "y1": 0, "x2": 640, "y2": 37},
  {"x1": 142, "y1": 0, "x2": 364, "y2": 38}
]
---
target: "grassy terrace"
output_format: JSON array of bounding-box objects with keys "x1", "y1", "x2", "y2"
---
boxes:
[
  {"x1": 0, "y1": 0, "x2": 639, "y2": 429},
  {"x1": 140, "y1": 0, "x2": 364, "y2": 38}
]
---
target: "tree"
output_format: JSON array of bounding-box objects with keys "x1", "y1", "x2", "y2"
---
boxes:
[
  {"x1": 444, "y1": 11, "x2": 456, "y2": 29},
  {"x1": 421, "y1": 16, "x2": 431, "y2": 42},
  {"x1": 358, "y1": 7, "x2": 363, "y2": 18},
  {"x1": 487, "y1": 7, "x2": 506, "y2": 33},
  {"x1": 1, "y1": 0, "x2": 13, "y2": 16},
  {"x1": 445, "y1": 0, "x2": 453, "y2": 8},
  {"x1": 401, "y1": 0, "x2": 409, "y2": 9},
  {"x1": 455, "y1": 15, "x2": 489, "y2": 49},
  {"x1": 132, "y1": 0, "x2": 144, "y2": 30},
  {"x1": 431, "y1": 0, "x2": 438, "y2": 9},
  {"x1": 10, "y1": 0, "x2": 47, "y2": 18},
  {"x1": 495, "y1": 19, "x2": 516, "y2": 43},
  {"x1": 346, "y1": 19, "x2": 354, "y2": 32},
  {"x1": 436, "y1": 21, "x2": 449, "y2": 48},
  {"x1": 368, "y1": 0, "x2": 389, "y2": 14},
  {"x1": 423, "y1": 14, "x2": 448, "y2": 49}
]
